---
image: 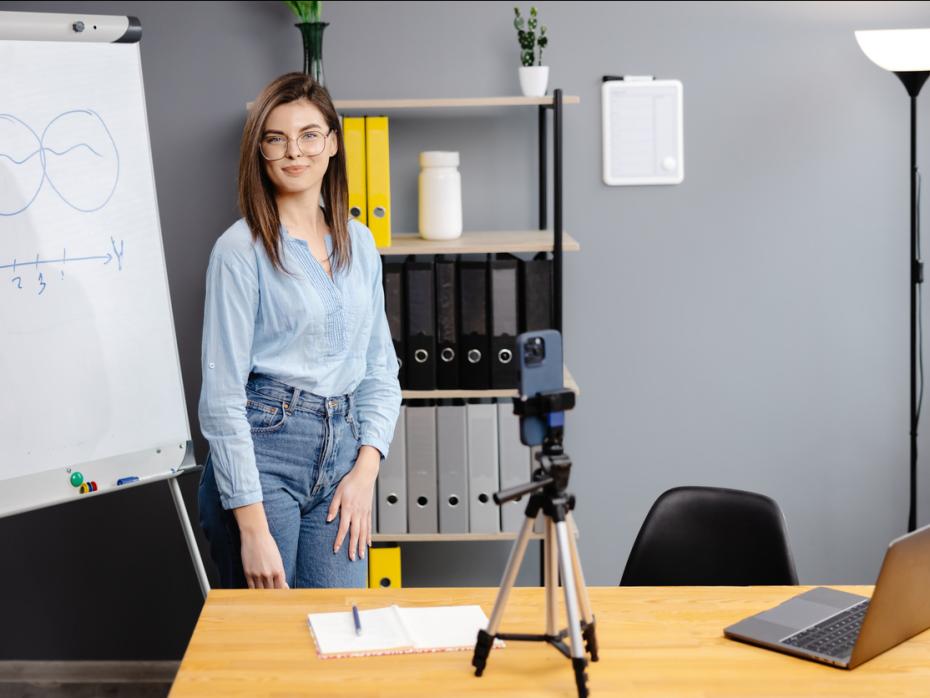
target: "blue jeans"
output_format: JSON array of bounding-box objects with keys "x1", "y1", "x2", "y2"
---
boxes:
[{"x1": 198, "y1": 373, "x2": 369, "y2": 588}]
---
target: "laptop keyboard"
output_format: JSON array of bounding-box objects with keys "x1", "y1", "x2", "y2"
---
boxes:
[{"x1": 782, "y1": 599, "x2": 870, "y2": 658}]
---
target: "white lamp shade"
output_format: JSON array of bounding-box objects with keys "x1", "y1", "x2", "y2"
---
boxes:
[{"x1": 855, "y1": 28, "x2": 930, "y2": 72}]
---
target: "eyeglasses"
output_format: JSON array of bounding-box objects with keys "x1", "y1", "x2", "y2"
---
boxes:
[{"x1": 260, "y1": 127, "x2": 332, "y2": 161}]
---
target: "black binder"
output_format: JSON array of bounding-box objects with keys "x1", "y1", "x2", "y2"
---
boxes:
[
  {"x1": 404, "y1": 256, "x2": 436, "y2": 390},
  {"x1": 489, "y1": 255, "x2": 519, "y2": 389},
  {"x1": 382, "y1": 260, "x2": 406, "y2": 386},
  {"x1": 435, "y1": 257, "x2": 460, "y2": 390},
  {"x1": 519, "y1": 252, "x2": 553, "y2": 332},
  {"x1": 458, "y1": 258, "x2": 490, "y2": 390}
]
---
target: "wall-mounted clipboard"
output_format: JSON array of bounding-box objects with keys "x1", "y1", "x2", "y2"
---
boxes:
[{"x1": 601, "y1": 76, "x2": 684, "y2": 186}]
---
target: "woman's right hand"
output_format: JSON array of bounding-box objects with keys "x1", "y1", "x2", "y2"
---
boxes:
[{"x1": 233, "y1": 503, "x2": 289, "y2": 589}]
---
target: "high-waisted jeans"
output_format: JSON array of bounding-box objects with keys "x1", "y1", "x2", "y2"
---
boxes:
[{"x1": 198, "y1": 373, "x2": 369, "y2": 588}]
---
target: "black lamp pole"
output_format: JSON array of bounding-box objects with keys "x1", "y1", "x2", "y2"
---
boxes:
[{"x1": 895, "y1": 70, "x2": 929, "y2": 533}]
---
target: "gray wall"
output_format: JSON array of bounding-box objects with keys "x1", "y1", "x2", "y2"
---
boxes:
[{"x1": 2, "y1": 0, "x2": 929, "y2": 659}]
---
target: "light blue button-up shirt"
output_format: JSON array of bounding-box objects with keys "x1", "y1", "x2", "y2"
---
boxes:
[{"x1": 198, "y1": 216, "x2": 402, "y2": 510}]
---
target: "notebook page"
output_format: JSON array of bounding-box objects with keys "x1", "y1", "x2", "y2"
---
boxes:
[
  {"x1": 307, "y1": 606, "x2": 411, "y2": 656},
  {"x1": 398, "y1": 605, "x2": 497, "y2": 651}
]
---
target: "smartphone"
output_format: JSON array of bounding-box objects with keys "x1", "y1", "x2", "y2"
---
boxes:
[{"x1": 516, "y1": 329, "x2": 564, "y2": 447}]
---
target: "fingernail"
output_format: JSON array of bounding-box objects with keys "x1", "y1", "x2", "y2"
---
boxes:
[{"x1": 333, "y1": 547, "x2": 338, "y2": 554}]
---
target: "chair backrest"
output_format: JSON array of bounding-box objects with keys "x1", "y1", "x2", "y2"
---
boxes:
[{"x1": 620, "y1": 486, "x2": 799, "y2": 586}]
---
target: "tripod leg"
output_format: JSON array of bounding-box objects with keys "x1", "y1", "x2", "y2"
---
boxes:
[
  {"x1": 473, "y1": 513, "x2": 535, "y2": 677},
  {"x1": 555, "y1": 520, "x2": 589, "y2": 698},
  {"x1": 566, "y1": 513, "x2": 598, "y2": 662},
  {"x1": 487, "y1": 513, "x2": 534, "y2": 634},
  {"x1": 545, "y1": 517, "x2": 559, "y2": 637}
]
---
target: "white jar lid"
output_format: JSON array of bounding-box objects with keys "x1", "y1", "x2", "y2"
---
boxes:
[{"x1": 419, "y1": 151, "x2": 459, "y2": 168}]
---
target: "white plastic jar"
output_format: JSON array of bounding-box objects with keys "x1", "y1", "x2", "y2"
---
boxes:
[{"x1": 418, "y1": 151, "x2": 463, "y2": 240}]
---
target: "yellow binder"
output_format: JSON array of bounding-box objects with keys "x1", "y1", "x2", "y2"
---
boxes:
[
  {"x1": 365, "y1": 115, "x2": 392, "y2": 248},
  {"x1": 368, "y1": 545, "x2": 402, "y2": 589},
  {"x1": 343, "y1": 115, "x2": 367, "y2": 226}
]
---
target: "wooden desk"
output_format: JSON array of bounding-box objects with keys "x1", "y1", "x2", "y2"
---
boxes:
[{"x1": 170, "y1": 586, "x2": 930, "y2": 697}]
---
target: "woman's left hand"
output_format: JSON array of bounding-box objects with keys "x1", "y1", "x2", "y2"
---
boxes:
[{"x1": 328, "y1": 445, "x2": 380, "y2": 561}]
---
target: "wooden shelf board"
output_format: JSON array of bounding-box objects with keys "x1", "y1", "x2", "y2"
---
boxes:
[
  {"x1": 247, "y1": 96, "x2": 580, "y2": 112},
  {"x1": 402, "y1": 364, "x2": 578, "y2": 400},
  {"x1": 334, "y1": 95, "x2": 580, "y2": 110},
  {"x1": 371, "y1": 532, "x2": 544, "y2": 542},
  {"x1": 378, "y1": 230, "x2": 580, "y2": 256}
]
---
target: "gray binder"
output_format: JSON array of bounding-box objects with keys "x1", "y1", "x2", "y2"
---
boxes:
[
  {"x1": 437, "y1": 402, "x2": 469, "y2": 533},
  {"x1": 498, "y1": 403, "x2": 532, "y2": 532},
  {"x1": 406, "y1": 404, "x2": 438, "y2": 533},
  {"x1": 467, "y1": 401, "x2": 500, "y2": 533},
  {"x1": 377, "y1": 405, "x2": 407, "y2": 534}
]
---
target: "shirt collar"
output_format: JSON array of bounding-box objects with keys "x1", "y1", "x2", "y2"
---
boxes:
[{"x1": 279, "y1": 222, "x2": 333, "y2": 255}]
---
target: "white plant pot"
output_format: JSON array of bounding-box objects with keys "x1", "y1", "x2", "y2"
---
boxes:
[{"x1": 519, "y1": 65, "x2": 549, "y2": 97}]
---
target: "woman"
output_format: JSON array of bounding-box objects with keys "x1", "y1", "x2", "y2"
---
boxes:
[{"x1": 197, "y1": 72, "x2": 401, "y2": 590}]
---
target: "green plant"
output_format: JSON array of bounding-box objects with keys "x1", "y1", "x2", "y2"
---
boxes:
[
  {"x1": 284, "y1": 1, "x2": 322, "y2": 23},
  {"x1": 513, "y1": 6, "x2": 548, "y2": 67}
]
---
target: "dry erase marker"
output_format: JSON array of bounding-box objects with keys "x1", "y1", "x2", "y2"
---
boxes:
[
  {"x1": 352, "y1": 605, "x2": 362, "y2": 636},
  {"x1": 117, "y1": 476, "x2": 139, "y2": 486}
]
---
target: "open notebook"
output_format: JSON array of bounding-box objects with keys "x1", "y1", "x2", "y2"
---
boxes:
[{"x1": 307, "y1": 604, "x2": 506, "y2": 659}]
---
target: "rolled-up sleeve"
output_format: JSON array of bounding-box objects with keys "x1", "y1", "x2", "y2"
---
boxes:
[
  {"x1": 197, "y1": 244, "x2": 263, "y2": 509},
  {"x1": 354, "y1": 241, "x2": 402, "y2": 460}
]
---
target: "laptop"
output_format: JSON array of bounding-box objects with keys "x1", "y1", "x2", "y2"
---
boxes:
[{"x1": 724, "y1": 522, "x2": 930, "y2": 669}]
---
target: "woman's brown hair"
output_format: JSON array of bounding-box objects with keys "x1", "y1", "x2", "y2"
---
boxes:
[{"x1": 238, "y1": 72, "x2": 350, "y2": 275}]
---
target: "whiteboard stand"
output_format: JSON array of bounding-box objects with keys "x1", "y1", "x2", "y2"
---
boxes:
[
  {"x1": 169, "y1": 447, "x2": 211, "y2": 600},
  {"x1": 169, "y1": 477, "x2": 210, "y2": 599},
  {"x1": 0, "y1": 12, "x2": 210, "y2": 600}
]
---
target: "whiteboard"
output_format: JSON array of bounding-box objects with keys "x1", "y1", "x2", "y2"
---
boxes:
[
  {"x1": 602, "y1": 78, "x2": 684, "y2": 186},
  {"x1": 0, "y1": 39, "x2": 192, "y2": 517}
]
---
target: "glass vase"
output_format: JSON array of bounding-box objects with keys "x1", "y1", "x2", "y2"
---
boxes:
[{"x1": 296, "y1": 21, "x2": 328, "y2": 86}]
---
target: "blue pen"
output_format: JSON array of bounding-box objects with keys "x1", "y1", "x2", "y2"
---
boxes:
[{"x1": 352, "y1": 605, "x2": 362, "y2": 636}]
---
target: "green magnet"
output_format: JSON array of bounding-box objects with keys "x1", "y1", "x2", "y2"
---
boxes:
[{"x1": 70, "y1": 471, "x2": 84, "y2": 487}]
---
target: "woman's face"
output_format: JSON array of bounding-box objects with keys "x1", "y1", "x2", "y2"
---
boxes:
[{"x1": 260, "y1": 97, "x2": 337, "y2": 197}]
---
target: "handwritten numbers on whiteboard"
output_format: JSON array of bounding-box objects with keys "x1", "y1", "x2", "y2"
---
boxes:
[{"x1": 3, "y1": 242, "x2": 125, "y2": 295}]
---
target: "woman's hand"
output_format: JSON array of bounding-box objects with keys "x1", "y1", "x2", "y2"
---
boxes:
[
  {"x1": 328, "y1": 445, "x2": 380, "y2": 561},
  {"x1": 234, "y1": 502, "x2": 289, "y2": 589}
]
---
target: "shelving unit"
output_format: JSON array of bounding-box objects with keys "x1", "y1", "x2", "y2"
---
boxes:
[{"x1": 361, "y1": 92, "x2": 579, "y2": 554}]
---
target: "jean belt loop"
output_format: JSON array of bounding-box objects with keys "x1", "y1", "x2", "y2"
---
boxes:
[
  {"x1": 289, "y1": 386, "x2": 300, "y2": 414},
  {"x1": 347, "y1": 391, "x2": 354, "y2": 416}
]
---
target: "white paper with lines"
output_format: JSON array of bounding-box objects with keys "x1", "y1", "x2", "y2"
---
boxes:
[
  {"x1": 602, "y1": 78, "x2": 683, "y2": 186},
  {"x1": 307, "y1": 604, "x2": 504, "y2": 659}
]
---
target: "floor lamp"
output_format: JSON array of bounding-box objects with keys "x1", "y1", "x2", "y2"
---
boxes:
[{"x1": 856, "y1": 28, "x2": 930, "y2": 532}]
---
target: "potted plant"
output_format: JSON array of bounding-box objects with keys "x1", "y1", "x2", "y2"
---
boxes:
[
  {"x1": 514, "y1": 6, "x2": 548, "y2": 97},
  {"x1": 284, "y1": 1, "x2": 327, "y2": 85}
]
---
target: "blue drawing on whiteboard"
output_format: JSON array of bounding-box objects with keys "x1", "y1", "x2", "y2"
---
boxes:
[
  {"x1": 0, "y1": 110, "x2": 120, "y2": 215},
  {"x1": 110, "y1": 236, "x2": 125, "y2": 271},
  {"x1": 3, "y1": 240, "x2": 125, "y2": 296}
]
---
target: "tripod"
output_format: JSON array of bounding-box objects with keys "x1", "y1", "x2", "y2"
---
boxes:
[{"x1": 471, "y1": 390, "x2": 598, "y2": 698}]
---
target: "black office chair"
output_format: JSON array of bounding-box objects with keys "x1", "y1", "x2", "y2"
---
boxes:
[{"x1": 620, "y1": 486, "x2": 799, "y2": 586}]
